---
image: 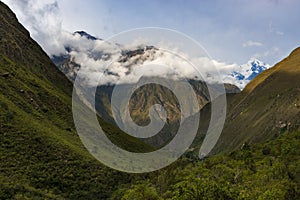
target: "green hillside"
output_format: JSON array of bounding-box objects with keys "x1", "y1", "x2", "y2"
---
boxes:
[
  {"x1": 213, "y1": 48, "x2": 300, "y2": 153},
  {"x1": 0, "y1": 2, "x2": 152, "y2": 199},
  {"x1": 1, "y1": 1, "x2": 300, "y2": 199}
]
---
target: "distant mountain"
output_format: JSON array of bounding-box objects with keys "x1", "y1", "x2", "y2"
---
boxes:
[
  {"x1": 52, "y1": 31, "x2": 240, "y2": 147},
  {"x1": 223, "y1": 58, "x2": 271, "y2": 89},
  {"x1": 53, "y1": 31, "x2": 270, "y2": 92},
  {"x1": 73, "y1": 30, "x2": 99, "y2": 40}
]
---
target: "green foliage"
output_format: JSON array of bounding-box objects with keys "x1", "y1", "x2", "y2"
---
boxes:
[
  {"x1": 114, "y1": 181, "x2": 161, "y2": 200},
  {"x1": 258, "y1": 189, "x2": 285, "y2": 200},
  {"x1": 113, "y1": 131, "x2": 300, "y2": 200},
  {"x1": 169, "y1": 177, "x2": 236, "y2": 200},
  {"x1": 0, "y1": 2, "x2": 152, "y2": 199},
  {"x1": 1, "y1": 2, "x2": 300, "y2": 200}
]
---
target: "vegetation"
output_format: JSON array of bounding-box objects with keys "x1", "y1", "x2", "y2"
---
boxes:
[
  {"x1": 0, "y1": 2, "x2": 299, "y2": 199},
  {"x1": 112, "y1": 131, "x2": 300, "y2": 200},
  {"x1": 0, "y1": 2, "x2": 151, "y2": 199}
]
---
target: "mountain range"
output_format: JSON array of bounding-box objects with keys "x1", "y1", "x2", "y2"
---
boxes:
[
  {"x1": 52, "y1": 31, "x2": 276, "y2": 148},
  {"x1": 1, "y1": 2, "x2": 299, "y2": 199},
  {"x1": 52, "y1": 30, "x2": 271, "y2": 90},
  {"x1": 52, "y1": 32, "x2": 242, "y2": 147}
]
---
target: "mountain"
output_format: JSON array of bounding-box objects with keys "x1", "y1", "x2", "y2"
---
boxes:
[
  {"x1": 51, "y1": 31, "x2": 240, "y2": 147},
  {"x1": 0, "y1": 2, "x2": 153, "y2": 199},
  {"x1": 110, "y1": 48, "x2": 300, "y2": 199},
  {"x1": 53, "y1": 31, "x2": 265, "y2": 93},
  {"x1": 73, "y1": 30, "x2": 99, "y2": 40},
  {"x1": 223, "y1": 58, "x2": 271, "y2": 89},
  {"x1": 1, "y1": 2, "x2": 300, "y2": 199},
  {"x1": 212, "y1": 47, "x2": 300, "y2": 153}
]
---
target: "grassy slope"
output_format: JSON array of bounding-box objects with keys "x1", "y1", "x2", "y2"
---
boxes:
[
  {"x1": 213, "y1": 47, "x2": 300, "y2": 153},
  {"x1": 0, "y1": 2, "x2": 152, "y2": 199}
]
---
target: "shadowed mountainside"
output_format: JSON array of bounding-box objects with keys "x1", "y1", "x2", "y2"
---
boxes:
[{"x1": 0, "y1": 2, "x2": 153, "y2": 199}]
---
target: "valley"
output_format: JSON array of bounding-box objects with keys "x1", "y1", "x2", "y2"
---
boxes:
[{"x1": 0, "y1": 1, "x2": 299, "y2": 199}]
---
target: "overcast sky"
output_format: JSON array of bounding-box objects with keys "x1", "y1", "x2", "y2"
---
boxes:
[{"x1": 2, "y1": 0, "x2": 300, "y2": 65}]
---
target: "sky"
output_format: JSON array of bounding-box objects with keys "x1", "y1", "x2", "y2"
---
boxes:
[{"x1": 2, "y1": 0, "x2": 300, "y2": 66}]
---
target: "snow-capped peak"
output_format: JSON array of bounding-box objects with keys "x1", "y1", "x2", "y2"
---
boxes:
[
  {"x1": 248, "y1": 58, "x2": 265, "y2": 66},
  {"x1": 224, "y1": 58, "x2": 271, "y2": 89}
]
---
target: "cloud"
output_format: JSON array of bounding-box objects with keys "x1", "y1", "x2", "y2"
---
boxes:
[
  {"x1": 71, "y1": 44, "x2": 219, "y2": 86},
  {"x1": 276, "y1": 31, "x2": 284, "y2": 35},
  {"x1": 251, "y1": 47, "x2": 281, "y2": 63},
  {"x1": 2, "y1": 0, "x2": 72, "y2": 55},
  {"x1": 1, "y1": 0, "x2": 254, "y2": 89},
  {"x1": 242, "y1": 40, "x2": 263, "y2": 47},
  {"x1": 263, "y1": 47, "x2": 281, "y2": 57},
  {"x1": 268, "y1": 21, "x2": 284, "y2": 36},
  {"x1": 68, "y1": 38, "x2": 248, "y2": 89}
]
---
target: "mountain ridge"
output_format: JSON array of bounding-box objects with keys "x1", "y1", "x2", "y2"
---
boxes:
[
  {"x1": 212, "y1": 46, "x2": 300, "y2": 153},
  {"x1": 0, "y1": 2, "x2": 153, "y2": 198},
  {"x1": 1, "y1": 2, "x2": 300, "y2": 199},
  {"x1": 53, "y1": 30, "x2": 270, "y2": 90},
  {"x1": 223, "y1": 58, "x2": 271, "y2": 89}
]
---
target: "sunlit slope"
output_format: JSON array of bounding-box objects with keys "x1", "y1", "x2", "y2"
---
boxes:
[{"x1": 214, "y1": 47, "x2": 300, "y2": 153}]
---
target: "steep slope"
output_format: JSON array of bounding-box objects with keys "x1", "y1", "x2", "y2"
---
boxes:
[
  {"x1": 213, "y1": 47, "x2": 300, "y2": 153},
  {"x1": 93, "y1": 80, "x2": 239, "y2": 147},
  {"x1": 0, "y1": 2, "x2": 152, "y2": 199}
]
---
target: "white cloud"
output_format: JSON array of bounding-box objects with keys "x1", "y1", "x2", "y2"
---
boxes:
[
  {"x1": 1, "y1": 0, "x2": 268, "y2": 90},
  {"x1": 252, "y1": 47, "x2": 281, "y2": 61},
  {"x1": 268, "y1": 21, "x2": 284, "y2": 36},
  {"x1": 2, "y1": 0, "x2": 242, "y2": 88},
  {"x1": 71, "y1": 45, "x2": 222, "y2": 86},
  {"x1": 276, "y1": 31, "x2": 284, "y2": 36},
  {"x1": 2, "y1": 0, "x2": 72, "y2": 55},
  {"x1": 242, "y1": 40, "x2": 263, "y2": 47},
  {"x1": 263, "y1": 47, "x2": 281, "y2": 57}
]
